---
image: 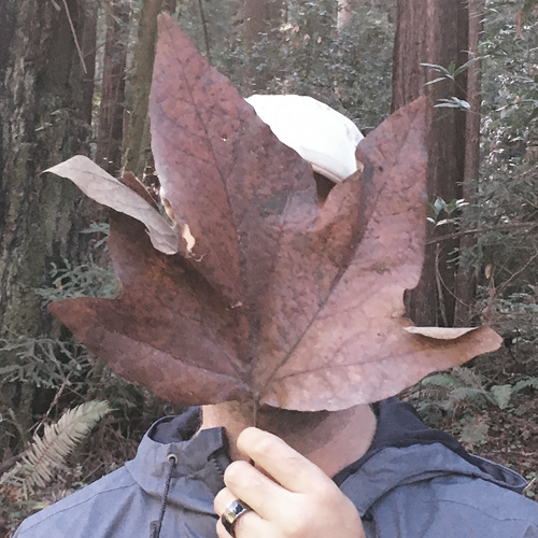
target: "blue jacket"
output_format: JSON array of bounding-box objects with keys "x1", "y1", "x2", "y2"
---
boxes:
[{"x1": 14, "y1": 399, "x2": 538, "y2": 537}]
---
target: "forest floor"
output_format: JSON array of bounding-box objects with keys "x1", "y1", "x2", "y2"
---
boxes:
[
  {"x1": 467, "y1": 348, "x2": 538, "y2": 499},
  {"x1": 409, "y1": 346, "x2": 538, "y2": 501},
  {"x1": 476, "y1": 395, "x2": 538, "y2": 495}
]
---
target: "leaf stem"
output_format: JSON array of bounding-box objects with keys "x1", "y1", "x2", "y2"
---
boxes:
[{"x1": 252, "y1": 396, "x2": 259, "y2": 427}]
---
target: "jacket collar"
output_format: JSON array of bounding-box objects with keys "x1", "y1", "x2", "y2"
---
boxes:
[{"x1": 125, "y1": 411, "x2": 230, "y2": 514}]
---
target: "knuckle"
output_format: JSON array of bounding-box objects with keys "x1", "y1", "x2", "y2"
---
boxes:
[
  {"x1": 223, "y1": 460, "x2": 249, "y2": 485},
  {"x1": 314, "y1": 480, "x2": 340, "y2": 501},
  {"x1": 254, "y1": 435, "x2": 275, "y2": 456},
  {"x1": 239, "y1": 427, "x2": 276, "y2": 458}
]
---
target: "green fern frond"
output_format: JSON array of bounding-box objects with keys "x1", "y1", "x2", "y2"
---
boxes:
[
  {"x1": 513, "y1": 377, "x2": 538, "y2": 393},
  {"x1": 420, "y1": 368, "x2": 496, "y2": 411},
  {"x1": 421, "y1": 373, "x2": 462, "y2": 390},
  {"x1": 0, "y1": 400, "x2": 111, "y2": 498},
  {"x1": 451, "y1": 367, "x2": 487, "y2": 389},
  {"x1": 448, "y1": 387, "x2": 490, "y2": 405}
]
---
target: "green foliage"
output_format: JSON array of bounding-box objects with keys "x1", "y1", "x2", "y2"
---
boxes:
[
  {"x1": 408, "y1": 365, "x2": 538, "y2": 450},
  {"x1": 525, "y1": 471, "x2": 538, "y2": 498},
  {"x1": 422, "y1": 58, "x2": 483, "y2": 84},
  {"x1": 177, "y1": 0, "x2": 395, "y2": 132},
  {"x1": 0, "y1": 336, "x2": 92, "y2": 389},
  {"x1": 0, "y1": 401, "x2": 111, "y2": 499},
  {"x1": 458, "y1": 414, "x2": 490, "y2": 447},
  {"x1": 409, "y1": 363, "x2": 538, "y2": 455},
  {"x1": 81, "y1": 222, "x2": 110, "y2": 249},
  {"x1": 0, "y1": 219, "x2": 156, "y2": 515},
  {"x1": 36, "y1": 257, "x2": 119, "y2": 304},
  {"x1": 427, "y1": 197, "x2": 469, "y2": 227},
  {"x1": 422, "y1": 58, "x2": 482, "y2": 110},
  {"x1": 434, "y1": 97, "x2": 471, "y2": 110},
  {"x1": 418, "y1": 367, "x2": 502, "y2": 411},
  {"x1": 451, "y1": 1, "x2": 538, "y2": 349},
  {"x1": 412, "y1": 366, "x2": 538, "y2": 415},
  {"x1": 35, "y1": 221, "x2": 117, "y2": 304}
]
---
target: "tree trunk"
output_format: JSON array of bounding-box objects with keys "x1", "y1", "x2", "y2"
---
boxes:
[
  {"x1": 453, "y1": 0, "x2": 484, "y2": 326},
  {"x1": 393, "y1": 0, "x2": 477, "y2": 327},
  {"x1": 244, "y1": 0, "x2": 284, "y2": 43},
  {"x1": 125, "y1": 0, "x2": 174, "y2": 179},
  {"x1": 95, "y1": 0, "x2": 130, "y2": 176},
  {"x1": 0, "y1": 0, "x2": 103, "y2": 447},
  {"x1": 243, "y1": 0, "x2": 285, "y2": 91}
]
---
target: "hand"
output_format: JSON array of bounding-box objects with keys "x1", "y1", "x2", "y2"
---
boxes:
[{"x1": 214, "y1": 427, "x2": 365, "y2": 538}]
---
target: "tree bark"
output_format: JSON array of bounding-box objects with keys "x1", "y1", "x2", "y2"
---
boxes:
[
  {"x1": 0, "y1": 0, "x2": 103, "y2": 446},
  {"x1": 95, "y1": 0, "x2": 130, "y2": 176},
  {"x1": 125, "y1": 0, "x2": 171, "y2": 179},
  {"x1": 393, "y1": 0, "x2": 477, "y2": 327},
  {"x1": 453, "y1": 0, "x2": 484, "y2": 326},
  {"x1": 244, "y1": 0, "x2": 284, "y2": 43}
]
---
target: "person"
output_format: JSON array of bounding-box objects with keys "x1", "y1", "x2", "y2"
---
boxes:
[
  {"x1": 13, "y1": 398, "x2": 538, "y2": 537},
  {"x1": 14, "y1": 96, "x2": 538, "y2": 538}
]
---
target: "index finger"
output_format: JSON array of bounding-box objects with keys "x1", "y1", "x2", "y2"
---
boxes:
[{"x1": 236, "y1": 427, "x2": 335, "y2": 494}]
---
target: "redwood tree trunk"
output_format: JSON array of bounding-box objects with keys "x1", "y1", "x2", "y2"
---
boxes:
[
  {"x1": 392, "y1": 0, "x2": 478, "y2": 327},
  {"x1": 453, "y1": 0, "x2": 484, "y2": 326},
  {"x1": 244, "y1": 0, "x2": 284, "y2": 43},
  {"x1": 0, "y1": 0, "x2": 103, "y2": 446},
  {"x1": 125, "y1": 0, "x2": 176, "y2": 178},
  {"x1": 95, "y1": 0, "x2": 130, "y2": 176}
]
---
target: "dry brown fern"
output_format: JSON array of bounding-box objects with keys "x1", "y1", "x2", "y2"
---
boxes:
[{"x1": 0, "y1": 400, "x2": 111, "y2": 499}]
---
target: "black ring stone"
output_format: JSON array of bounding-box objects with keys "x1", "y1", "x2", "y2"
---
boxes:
[{"x1": 221, "y1": 499, "x2": 251, "y2": 537}]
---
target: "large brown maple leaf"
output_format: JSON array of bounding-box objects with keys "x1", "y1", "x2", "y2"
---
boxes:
[{"x1": 47, "y1": 14, "x2": 501, "y2": 412}]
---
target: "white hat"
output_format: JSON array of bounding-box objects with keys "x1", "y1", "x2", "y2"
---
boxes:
[{"x1": 245, "y1": 94, "x2": 363, "y2": 183}]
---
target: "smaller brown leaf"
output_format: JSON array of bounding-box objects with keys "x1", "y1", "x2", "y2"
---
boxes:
[
  {"x1": 118, "y1": 171, "x2": 159, "y2": 210},
  {"x1": 45, "y1": 156, "x2": 180, "y2": 255}
]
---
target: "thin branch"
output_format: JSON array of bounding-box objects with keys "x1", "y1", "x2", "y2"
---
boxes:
[
  {"x1": 436, "y1": 250, "x2": 481, "y2": 318},
  {"x1": 427, "y1": 221, "x2": 538, "y2": 245},
  {"x1": 61, "y1": 0, "x2": 88, "y2": 74},
  {"x1": 6, "y1": 408, "x2": 30, "y2": 448},
  {"x1": 434, "y1": 245, "x2": 449, "y2": 326},
  {"x1": 495, "y1": 249, "x2": 538, "y2": 297},
  {"x1": 30, "y1": 372, "x2": 73, "y2": 437},
  {"x1": 0, "y1": 450, "x2": 28, "y2": 475},
  {"x1": 197, "y1": 0, "x2": 212, "y2": 63}
]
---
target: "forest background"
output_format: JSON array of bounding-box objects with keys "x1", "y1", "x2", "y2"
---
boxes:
[{"x1": 0, "y1": 0, "x2": 538, "y2": 534}]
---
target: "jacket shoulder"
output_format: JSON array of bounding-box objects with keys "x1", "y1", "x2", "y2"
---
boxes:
[
  {"x1": 340, "y1": 442, "x2": 538, "y2": 538},
  {"x1": 370, "y1": 473, "x2": 538, "y2": 537},
  {"x1": 14, "y1": 467, "x2": 138, "y2": 537}
]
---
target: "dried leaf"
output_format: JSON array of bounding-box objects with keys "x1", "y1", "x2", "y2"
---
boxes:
[
  {"x1": 45, "y1": 156, "x2": 179, "y2": 255},
  {"x1": 49, "y1": 16, "x2": 502, "y2": 412},
  {"x1": 259, "y1": 102, "x2": 502, "y2": 410},
  {"x1": 118, "y1": 171, "x2": 159, "y2": 209},
  {"x1": 404, "y1": 326, "x2": 480, "y2": 339}
]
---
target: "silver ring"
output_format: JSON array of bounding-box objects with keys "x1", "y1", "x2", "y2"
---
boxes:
[{"x1": 221, "y1": 499, "x2": 251, "y2": 537}]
